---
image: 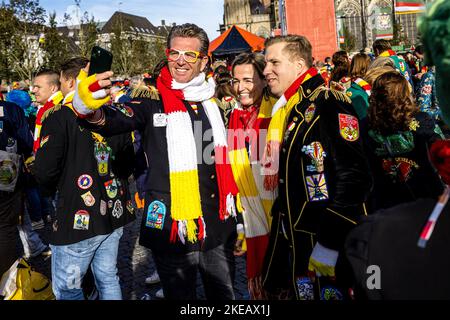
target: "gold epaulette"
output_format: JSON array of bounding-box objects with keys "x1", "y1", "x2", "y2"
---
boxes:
[
  {"x1": 130, "y1": 86, "x2": 160, "y2": 100},
  {"x1": 309, "y1": 86, "x2": 352, "y2": 104},
  {"x1": 41, "y1": 104, "x2": 63, "y2": 122}
]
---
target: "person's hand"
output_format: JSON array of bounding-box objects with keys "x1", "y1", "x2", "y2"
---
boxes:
[
  {"x1": 72, "y1": 65, "x2": 113, "y2": 116},
  {"x1": 234, "y1": 238, "x2": 246, "y2": 256},
  {"x1": 308, "y1": 242, "x2": 339, "y2": 278},
  {"x1": 24, "y1": 156, "x2": 35, "y2": 175},
  {"x1": 234, "y1": 223, "x2": 246, "y2": 256}
]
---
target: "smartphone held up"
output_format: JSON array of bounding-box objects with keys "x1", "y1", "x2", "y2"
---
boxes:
[{"x1": 88, "y1": 46, "x2": 113, "y2": 76}]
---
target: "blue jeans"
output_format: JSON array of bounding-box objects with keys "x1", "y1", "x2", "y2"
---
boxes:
[
  {"x1": 18, "y1": 203, "x2": 47, "y2": 258},
  {"x1": 50, "y1": 227, "x2": 123, "y2": 300},
  {"x1": 25, "y1": 188, "x2": 54, "y2": 222}
]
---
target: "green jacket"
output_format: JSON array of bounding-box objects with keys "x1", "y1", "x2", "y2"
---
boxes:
[{"x1": 347, "y1": 82, "x2": 369, "y2": 119}]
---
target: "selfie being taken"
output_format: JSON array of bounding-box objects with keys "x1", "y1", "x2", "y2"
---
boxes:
[{"x1": 1, "y1": 0, "x2": 449, "y2": 314}]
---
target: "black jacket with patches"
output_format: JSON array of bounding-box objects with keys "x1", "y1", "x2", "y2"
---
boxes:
[
  {"x1": 362, "y1": 111, "x2": 445, "y2": 213},
  {"x1": 35, "y1": 105, "x2": 135, "y2": 245},
  {"x1": 80, "y1": 98, "x2": 238, "y2": 255},
  {"x1": 262, "y1": 74, "x2": 372, "y2": 298}
]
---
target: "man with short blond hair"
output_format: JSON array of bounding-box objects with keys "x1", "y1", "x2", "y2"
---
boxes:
[{"x1": 261, "y1": 35, "x2": 371, "y2": 300}]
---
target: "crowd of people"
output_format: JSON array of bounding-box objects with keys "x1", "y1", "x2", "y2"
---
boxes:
[{"x1": 1, "y1": 0, "x2": 450, "y2": 301}]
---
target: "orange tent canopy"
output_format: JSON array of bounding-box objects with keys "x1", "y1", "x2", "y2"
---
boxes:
[{"x1": 209, "y1": 25, "x2": 265, "y2": 56}]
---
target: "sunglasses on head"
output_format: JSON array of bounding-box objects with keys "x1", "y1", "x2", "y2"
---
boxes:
[{"x1": 165, "y1": 48, "x2": 205, "y2": 63}]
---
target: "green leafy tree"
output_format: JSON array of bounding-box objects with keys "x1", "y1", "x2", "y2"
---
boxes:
[
  {"x1": 0, "y1": 6, "x2": 19, "y2": 82},
  {"x1": 42, "y1": 12, "x2": 70, "y2": 70},
  {"x1": 63, "y1": 0, "x2": 98, "y2": 58},
  {"x1": 341, "y1": 23, "x2": 356, "y2": 52},
  {"x1": 110, "y1": 15, "x2": 134, "y2": 76},
  {"x1": 77, "y1": 12, "x2": 98, "y2": 58},
  {"x1": 9, "y1": 0, "x2": 47, "y2": 81},
  {"x1": 392, "y1": 19, "x2": 410, "y2": 46},
  {"x1": 147, "y1": 38, "x2": 166, "y2": 73}
]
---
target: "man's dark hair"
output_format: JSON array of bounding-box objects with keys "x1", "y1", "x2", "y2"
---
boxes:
[
  {"x1": 35, "y1": 69, "x2": 60, "y2": 88},
  {"x1": 372, "y1": 39, "x2": 392, "y2": 55},
  {"x1": 265, "y1": 35, "x2": 313, "y2": 68},
  {"x1": 325, "y1": 57, "x2": 331, "y2": 63},
  {"x1": 167, "y1": 23, "x2": 209, "y2": 56},
  {"x1": 415, "y1": 45, "x2": 424, "y2": 55},
  {"x1": 60, "y1": 57, "x2": 89, "y2": 80}
]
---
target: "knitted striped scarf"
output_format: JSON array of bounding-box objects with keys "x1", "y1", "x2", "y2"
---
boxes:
[
  {"x1": 156, "y1": 66, "x2": 239, "y2": 244},
  {"x1": 352, "y1": 77, "x2": 372, "y2": 96},
  {"x1": 262, "y1": 67, "x2": 318, "y2": 191},
  {"x1": 33, "y1": 91, "x2": 64, "y2": 153},
  {"x1": 228, "y1": 94, "x2": 277, "y2": 298}
]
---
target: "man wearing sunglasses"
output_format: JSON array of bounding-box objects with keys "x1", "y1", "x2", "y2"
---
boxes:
[{"x1": 70, "y1": 23, "x2": 242, "y2": 300}]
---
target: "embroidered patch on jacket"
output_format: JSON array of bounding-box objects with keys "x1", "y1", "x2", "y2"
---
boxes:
[
  {"x1": 40, "y1": 135, "x2": 50, "y2": 148},
  {"x1": 304, "y1": 104, "x2": 316, "y2": 124},
  {"x1": 382, "y1": 157, "x2": 419, "y2": 182},
  {"x1": 408, "y1": 118, "x2": 420, "y2": 131},
  {"x1": 81, "y1": 191, "x2": 96, "y2": 207},
  {"x1": 283, "y1": 120, "x2": 297, "y2": 142},
  {"x1": 145, "y1": 200, "x2": 166, "y2": 230},
  {"x1": 77, "y1": 174, "x2": 93, "y2": 190},
  {"x1": 296, "y1": 277, "x2": 314, "y2": 300},
  {"x1": 338, "y1": 113, "x2": 359, "y2": 142},
  {"x1": 126, "y1": 200, "x2": 134, "y2": 214},
  {"x1": 302, "y1": 141, "x2": 327, "y2": 173},
  {"x1": 320, "y1": 286, "x2": 343, "y2": 300},
  {"x1": 73, "y1": 210, "x2": 89, "y2": 230},
  {"x1": 112, "y1": 199, "x2": 123, "y2": 219},
  {"x1": 115, "y1": 104, "x2": 134, "y2": 117},
  {"x1": 104, "y1": 179, "x2": 118, "y2": 198},
  {"x1": 94, "y1": 142, "x2": 110, "y2": 176},
  {"x1": 306, "y1": 173, "x2": 329, "y2": 201},
  {"x1": 100, "y1": 200, "x2": 107, "y2": 215}
]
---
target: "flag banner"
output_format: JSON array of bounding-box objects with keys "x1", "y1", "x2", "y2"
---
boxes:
[
  {"x1": 336, "y1": 9, "x2": 346, "y2": 46},
  {"x1": 395, "y1": 1, "x2": 425, "y2": 14},
  {"x1": 374, "y1": 4, "x2": 393, "y2": 40}
]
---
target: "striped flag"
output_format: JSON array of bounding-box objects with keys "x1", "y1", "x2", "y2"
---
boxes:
[{"x1": 395, "y1": 1, "x2": 425, "y2": 14}]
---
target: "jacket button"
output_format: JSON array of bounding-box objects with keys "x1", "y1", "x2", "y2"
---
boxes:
[
  {"x1": 282, "y1": 148, "x2": 286, "y2": 153},
  {"x1": 210, "y1": 174, "x2": 215, "y2": 179},
  {"x1": 211, "y1": 193, "x2": 216, "y2": 198},
  {"x1": 279, "y1": 179, "x2": 284, "y2": 184}
]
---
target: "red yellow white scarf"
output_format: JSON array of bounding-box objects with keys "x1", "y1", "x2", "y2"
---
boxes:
[
  {"x1": 352, "y1": 77, "x2": 372, "y2": 96},
  {"x1": 261, "y1": 67, "x2": 318, "y2": 191},
  {"x1": 156, "y1": 66, "x2": 240, "y2": 244},
  {"x1": 33, "y1": 91, "x2": 63, "y2": 153},
  {"x1": 380, "y1": 49, "x2": 397, "y2": 57},
  {"x1": 228, "y1": 94, "x2": 276, "y2": 298}
]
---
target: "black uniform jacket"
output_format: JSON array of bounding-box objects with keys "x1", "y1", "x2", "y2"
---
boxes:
[
  {"x1": 0, "y1": 101, "x2": 33, "y2": 223},
  {"x1": 35, "y1": 105, "x2": 135, "y2": 245},
  {"x1": 81, "y1": 98, "x2": 237, "y2": 255},
  {"x1": 362, "y1": 112, "x2": 445, "y2": 212},
  {"x1": 345, "y1": 196, "x2": 450, "y2": 299},
  {"x1": 262, "y1": 74, "x2": 372, "y2": 296}
]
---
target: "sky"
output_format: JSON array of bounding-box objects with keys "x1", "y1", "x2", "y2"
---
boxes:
[{"x1": 39, "y1": 0, "x2": 224, "y2": 40}]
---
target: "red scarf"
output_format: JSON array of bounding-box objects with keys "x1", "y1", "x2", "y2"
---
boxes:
[
  {"x1": 157, "y1": 67, "x2": 240, "y2": 243},
  {"x1": 33, "y1": 91, "x2": 63, "y2": 153}
]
